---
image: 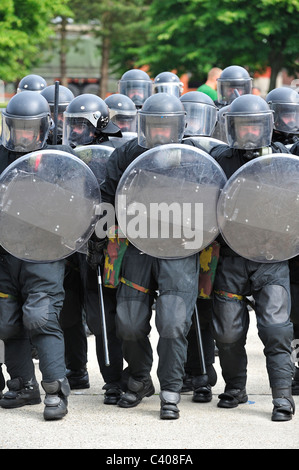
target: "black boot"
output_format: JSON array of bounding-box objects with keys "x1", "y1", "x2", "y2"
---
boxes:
[
  {"x1": 192, "y1": 374, "x2": 212, "y2": 403},
  {"x1": 103, "y1": 383, "x2": 123, "y2": 405},
  {"x1": 192, "y1": 365, "x2": 217, "y2": 402},
  {"x1": 118, "y1": 376, "x2": 155, "y2": 408},
  {"x1": 41, "y1": 377, "x2": 70, "y2": 420},
  {"x1": 217, "y1": 388, "x2": 248, "y2": 408},
  {"x1": 0, "y1": 377, "x2": 41, "y2": 408},
  {"x1": 160, "y1": 391, "x2": 180, "y2": 420},
  {"x1": 66, "y1": 367, "x2": 90, "y2": 390},
  {"x1": 271, "y1": 387, "x2": 295, "y2": 422},
  {"x1": 181, "y1": 374, "x2": 194, "y2": 393}
]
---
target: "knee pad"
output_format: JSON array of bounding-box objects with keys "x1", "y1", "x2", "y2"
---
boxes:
[
  {"x1": 116, "y1": 300, "x2": 151, "y2": 341},
  {"x1": 156, "y1": 295, "x2": 187, "y2": 339},
  {"x1": 212, "y1": 295, "x2": 249, "y2": 344},
  {"x1": 22, "y1": 292, "x2": 51, "y2": 332},
  {"x1": 255, "y1": 285, "x2": 290, "y2": 326}
]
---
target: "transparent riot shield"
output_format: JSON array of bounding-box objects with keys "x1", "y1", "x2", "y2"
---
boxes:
[
  {"x1": 183, "y1": 136, "x2": 227, "y2": 153},
  {"x1": 108, "y1": 132, "x2": 137, "y2": 148},
  {"x1": 74, "y1": 144, "x2": 114, "y2": 185},
  {"x1": 0, "y1": 149, "x2": 100, "y2": 262},
  {"x1": 217, "y1": 153, "x2": 299, "y2": 262},
  {"x1": 115, "y1": 143, "x2": 227, "y2": 258}
]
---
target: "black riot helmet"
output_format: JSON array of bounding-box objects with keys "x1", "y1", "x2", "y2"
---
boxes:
[
  {"x1": 217, "y1": 65, "x2": 252, "y2": 105},
  {"x1": 2, "y1": 91, "x2": 52, "y2": 152},
  {"x1": 17, "y1": 74, "x2": 47, "y2": 93},
  {"x1": 225, "y1": 94, "x2": 274, "y2": 149},
  {"x1": 180, "y1": 91, "x2": 217, "y2": 136},
  {"x1": 63, "y1": 93, "x2": 121, "y2": 147},
  {"x1": 153, "y1": 71, "x2": 183, "y2": 97},
  {"x1": 266, "y1": 86, "x2": 299, "y2": 135},
  {"x1": 105, "y1": 94, "x2": 137, "y2": 132},
  {"x1": 138, "y1": 93, "x2": 186, "y2": 148},
  {"x1": 118, "y1": 69, "x2": 152, "y2": 108},
  {"x1": 41, "y1": 85, "x2": 75, "y2": 138}
]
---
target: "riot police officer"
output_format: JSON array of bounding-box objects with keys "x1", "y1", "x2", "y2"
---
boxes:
[
  {"x1": 212, "y1": 65, "x2": 253, "y2": 142},
  {"x1": 266, "y1": 86, "x2": 299, "y2": 149},
  {"x1": 62, "y1": 93, "x2": 126, "y2": 404},
  {"x1": 153, "y1": 71, "x2": 183, "y2": 97},
  {"x1": 118, "y1": 69, "x2": 152, "y2": 109},
  {"x1": 180, "y1": 91, "x2": 219, "y2": 402},
  {"x1": 209, "y1": 94, "x2": 295, "y2": 421},
  {"x1": 17, "y1": 74, "x2": 47, "y2": 93},
  {"x1": 0, "y1": 91, "x2": 72, "y2": 420},
  {"x1": 266, "y1": 86, "x2": 299, "y2": 395},
  {"x1": 41, "y1": 84, "x2": 75, "y2": 144},
  {"x1": 105, "y1": 94, "x2": 137, "y2": 147},
  {"x1": 92, "y1": 93, "x2": 200, "y2": 419}
]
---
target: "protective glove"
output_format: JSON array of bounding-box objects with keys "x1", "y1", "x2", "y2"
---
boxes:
[{"x1": 86, "y1": 238, "x2": 107, "y2": 270}]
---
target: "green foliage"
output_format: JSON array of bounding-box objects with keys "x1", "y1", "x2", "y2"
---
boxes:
[
  {"x1": 134, "y1": 0, "x2": 299, "y2": 86},
  {"x1": 0, "y1": 0, "x2": 72, "y2": 82}
]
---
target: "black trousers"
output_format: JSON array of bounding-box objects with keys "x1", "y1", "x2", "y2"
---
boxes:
[
  {"x1": 116, "y1": 244, "x2": 199, "y2": 392},
  {"x1": 0, "y1": 254, "x2": 66, "y2": 382},
  {"x1": 212, "y1": 255, "x2": 293, "y2": 390}
]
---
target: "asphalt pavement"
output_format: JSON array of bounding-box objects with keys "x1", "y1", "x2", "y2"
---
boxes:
[{"x1": 1, "y1": 310, "x2": 298, "y2": 452}]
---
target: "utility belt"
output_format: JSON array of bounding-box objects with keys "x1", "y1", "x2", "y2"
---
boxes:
[
  {"x1": 103, "y1": 232, "x2": 221, "y2": 301},
  {"x1": 102, "y1": 226, "x2": 157, "y2": 296}
]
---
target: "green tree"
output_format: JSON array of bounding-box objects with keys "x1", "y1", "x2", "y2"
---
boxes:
[
  {"x1": 135, "y1": 0, "x2": 299, "y2": 92},
  {"x1": 0, "y1": 0, "x2": 72, "y2": 83},
  {"x1": 71, "y1": 0, "x2": 150, "y2": 97}
]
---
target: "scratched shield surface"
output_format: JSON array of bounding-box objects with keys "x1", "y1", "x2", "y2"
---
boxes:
[
  {"x1": 0, "y1": 149, "x2": 100, "y2": 262},
  {"x1": 217, "y1": 153, "x2": 299, "y2": 262},
  {"x1": 115, "y1": 143, "x2": 227, "y2": 259}
]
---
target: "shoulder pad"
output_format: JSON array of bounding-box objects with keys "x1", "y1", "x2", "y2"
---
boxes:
[
  {"x1": 210, "y1": 144, "x2": 232, "y2": 159},
  {"x1": 271, "y1": 141, "x2": 290, "y2": 154}
]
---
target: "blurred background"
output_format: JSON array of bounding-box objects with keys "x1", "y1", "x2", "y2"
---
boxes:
[{"x1": 0, "y1": 0, "x2": 298, "y2": 105}]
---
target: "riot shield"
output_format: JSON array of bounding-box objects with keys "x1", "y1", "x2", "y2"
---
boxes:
[
  {"x1": 183, "y1": 136, "x2": 227, "y2": 152},
  {"x1": 217, "y1": 153, "x2": 299, "y2": 262},
  {"x1": 74, "y1": 144, "x2": 114, "y2": 185},
  {"x1": 0, "y1": 149, "x2": 100, "y2": 262},
  {"x1": 115, "y1": 143, "x2": 227, "y2": 258},
  {"x1": 108, "y1": 132, "x2": 137, "y2": 148}
]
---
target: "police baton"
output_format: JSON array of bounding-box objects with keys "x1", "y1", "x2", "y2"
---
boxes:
[
  {"x1": 97, "y1": 266, "x2": 110, "y2": 366},
  {"x1": 194, "y1": 303, "x2": 207, "y2": 376},
  {"x1": 52, "y1": 80, "x2": 60, "y2": 145}
]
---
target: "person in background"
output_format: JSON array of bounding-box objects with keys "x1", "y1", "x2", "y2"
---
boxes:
[{"x1": 197, "y1": 67, "x2": 223, "y2": 101}]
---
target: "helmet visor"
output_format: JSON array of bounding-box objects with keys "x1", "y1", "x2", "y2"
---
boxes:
[
  {"x1": 63, "y1": 116, "x2": 96, "y2": 147},
  {"x1": 118, "y1": 80, "x2": 153, "y2": 107},
  {"x1": 110, "y1": 112, "x2": 137, "y2": 133},
  {"x1": 217, "y1": 79, "x2": 252, "y2": 105},
  {"x1": 225, "y1": 113, "x2": 273, "y2": 149},
  {"x1": 2, "y1": 114, "x2": 50, "y2": 152},
  {"x1": 137, "y1": 113, "x2": 186, "y2": 148},
  {"x1": 153, "y1": 82, "x2": 183, "y2": 97},
  {"x1": 270, "y1": 102, "x2": 299, "y2": 134},
  {"x1": 183, "y1": 102, "x2": 217, "y2": 136}
]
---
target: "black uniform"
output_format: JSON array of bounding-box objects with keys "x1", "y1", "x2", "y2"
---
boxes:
[{"x1": 0, "y1": 144, "x2": 71, "y2": 412}]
